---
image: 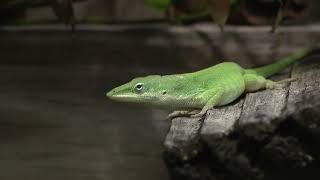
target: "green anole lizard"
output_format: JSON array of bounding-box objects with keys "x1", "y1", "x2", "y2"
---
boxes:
[{"x1": 107, "y1": 49, "x2": 311, "y2": 118}]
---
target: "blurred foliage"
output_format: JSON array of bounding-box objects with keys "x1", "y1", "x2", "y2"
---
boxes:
[
  {"x1": 239, "y1": 0, "x2": 310, "y2": 32},
  {"x1": 0, "y1": 0, "x2": 48, "y2": 8},
  {"x1": 0, "y1": 0, "x2": 77, "y2": 28},
  {"x1": 206, "y1": 0, "x2": 232, "y2": 31},
  {"x1": 49, "y1": 0, "x2": 75, "y2": 30},
  {"x1": 144, "y1": 0, "x2": 236, "y2": 30},
  {"x1": 0, "y1": 0, "x2": 45, "y2": 22},
  {"x1": 144, "y1": 0, "x2": 171, "y2": 12},
  {"x1": 144, "y1": 0, "x2": 310, "y2": 32},
  {"x1": 0, "y1": 0, "x2": 311, "y2": 32}
]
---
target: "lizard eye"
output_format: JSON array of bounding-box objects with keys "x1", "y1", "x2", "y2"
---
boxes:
[{"x1": 135, "y1": 83, "x2": 144, "y2": 92}]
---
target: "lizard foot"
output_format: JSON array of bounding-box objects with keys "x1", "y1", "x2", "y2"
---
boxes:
[
  {"x1": 278, "y1": 77, "x2": 297, "y2": 84},
  {"x1": 266, "y1": 78, "x2": 297, "y2": 89},
  {"x1": 190, "y1": 111, "x2": 207, "y2": 118},
  {"x1": 167, "y1": 110, "x2": 200, "y2": 120}
]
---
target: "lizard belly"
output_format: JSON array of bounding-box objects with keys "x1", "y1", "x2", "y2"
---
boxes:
[{"x1": 217, "y1": 74, "x2": 245, "y2": 106}]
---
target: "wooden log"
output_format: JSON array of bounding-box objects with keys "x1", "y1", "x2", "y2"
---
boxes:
[{"x1": 164, "y1": 55, "x2": 320, "y2": 180}]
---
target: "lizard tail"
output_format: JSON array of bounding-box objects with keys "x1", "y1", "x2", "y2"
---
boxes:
[{"x1": 246, "y1": 49, "x2": 312, "y2": 78}]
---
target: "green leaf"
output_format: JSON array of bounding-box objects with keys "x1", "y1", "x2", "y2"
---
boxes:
[{"x1": 144, "y1": 0, "x2": 171, "y2": 11}]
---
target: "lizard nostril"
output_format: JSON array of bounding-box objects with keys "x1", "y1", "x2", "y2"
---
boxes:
[{"x1": 162, "y1": 91, "x2": 167, "y2": 95}]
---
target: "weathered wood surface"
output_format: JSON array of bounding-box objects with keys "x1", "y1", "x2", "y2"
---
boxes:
[{"x1": 164, "y1": 55, "x2": 320, "y2": 180}]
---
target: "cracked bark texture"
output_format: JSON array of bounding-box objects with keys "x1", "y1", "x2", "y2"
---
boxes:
[{"x1": 164, "y1": 56, "x2": 320, "y2": 180}]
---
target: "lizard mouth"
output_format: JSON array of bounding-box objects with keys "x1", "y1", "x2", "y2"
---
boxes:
[
  {"x1": 106, "y1": 90, "x2": 130, "y2": 101},
  {"x1": 107, "y1": 90, "x2": 156, "y2": 103}
]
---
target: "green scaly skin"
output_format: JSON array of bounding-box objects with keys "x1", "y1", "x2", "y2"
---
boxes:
[{"x1": 107, "y1": 49, "x2": 311, "y2": 118}]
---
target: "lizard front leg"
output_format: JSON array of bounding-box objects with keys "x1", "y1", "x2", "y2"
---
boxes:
[
  {"x1": 191, "y1": 88, "x2": 224, "y2": 118},
  {"x1": 167, "y1": 110, "x2": 200, "y2": 119}
]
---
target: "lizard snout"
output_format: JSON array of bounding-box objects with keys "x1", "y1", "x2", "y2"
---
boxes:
[{"x1": 106, "y1": 90, "x2": 116, "y2": 98}]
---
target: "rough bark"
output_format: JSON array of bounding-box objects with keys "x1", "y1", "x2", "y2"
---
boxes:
[{"x1": 164, "y1": 55, "x2": 320, "y2": 180}]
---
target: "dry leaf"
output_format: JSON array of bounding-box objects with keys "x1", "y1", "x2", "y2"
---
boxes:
[
  {"x1": 49, "y1": 0, "x2": 75, "y2": 31},
  {"x1": 205, "y1": 0, "x2": 231, "y2": 31}
]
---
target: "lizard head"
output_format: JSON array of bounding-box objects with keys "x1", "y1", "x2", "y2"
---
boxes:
[{"x1": 106, "y1": 75, "x2": 171, "y2": 106}]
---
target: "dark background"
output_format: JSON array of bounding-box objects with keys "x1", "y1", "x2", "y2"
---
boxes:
[{"x1": 0, "y1": 28, "x2": 175, "y2": 180}]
